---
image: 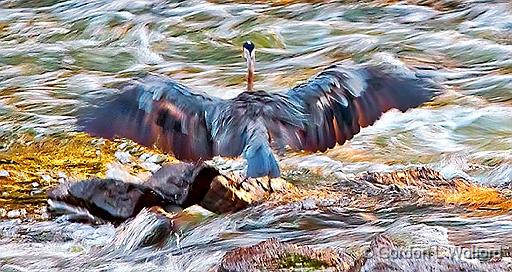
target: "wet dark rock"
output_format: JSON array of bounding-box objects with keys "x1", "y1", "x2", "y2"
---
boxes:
[
  {"x1": 48, "y1": 165, "x2": 484, "y2": 228},
  {"x1": 46, "y1": 163, "x2": 220, "y2": 223},
  {"x1": 141, "y1": 162, "x2": 254, "y2": 214},
  {"x1": 217, "y1": 238, "x2": 364, "y2": 272},
  {"x1": 6, "y1": 209, "x2": 27, "y2": 219},
  {"x1": 144, "y1": 162, "x2": 290, "y2": 214},
  {"x1": 0, "y1": 219, "x2": 87, "y2": 244},
  {"x1": 48, "y1": 178, "x2": 167, "y2": 224},
  {"x1": 144, "y1": 163, "x2": 220, "y2": 208},
  {"x1": 198, "y1": 174, "x2": 250, "y2": 213},
  {"x1": 48, "y1": 199, "x2": 109, "y2": 225},
  {"x1": 47, "y1": 162, "x2": 290, "y2": 223}
]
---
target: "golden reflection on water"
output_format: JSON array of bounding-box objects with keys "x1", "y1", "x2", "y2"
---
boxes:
[{"x1": 0, "y1": 133, "x2": 172, "y2": 214}]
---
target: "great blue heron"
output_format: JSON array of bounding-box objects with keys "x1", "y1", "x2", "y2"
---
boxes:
[{"x1": 78, "y1": 41, "x2": 438, "y2": 178}]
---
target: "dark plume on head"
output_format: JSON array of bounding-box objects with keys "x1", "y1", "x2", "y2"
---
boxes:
[{"x1": 243, "y1": 41, "x2": 255, "y2": 53}]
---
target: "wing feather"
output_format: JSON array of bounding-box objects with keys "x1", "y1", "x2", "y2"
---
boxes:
[
  {"x1": 77, "y1": 75, "x2": 221, "y2": 161},
  {"x1": 265, "y1": 63, "x2": 439, "y2": 153},
  {"x1": 77, "y1": 63, "x2": 438, "y2": 164}
]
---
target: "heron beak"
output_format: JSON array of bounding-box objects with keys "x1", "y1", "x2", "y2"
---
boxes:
[
  {"x1": 243, "y1": 46, "x2": 255, "y2": 92},
  {"x1": 243, "y1": 48, "x2": 255, "y2": 67},
  {"x1": 243, "y1": 48, "x2": 251, "y2": 60}
]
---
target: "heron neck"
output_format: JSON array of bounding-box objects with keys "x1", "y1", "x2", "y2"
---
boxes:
[{"x1": 247, "y1": 60, "x2": 255, "y2": 92}]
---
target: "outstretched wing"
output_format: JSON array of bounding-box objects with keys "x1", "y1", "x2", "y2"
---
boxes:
[
  {"x1": 267, "y1": 64, "x2": 439, "y2": 153},
  {"x1": 78, "y1": 64, "x2": 438, "y2": 165},
  {"x1": 77, "y1": 75, "x2": 222, "y2": 161}
]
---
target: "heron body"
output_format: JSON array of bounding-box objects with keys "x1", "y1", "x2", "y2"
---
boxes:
[{"x1": 78, "y1": 42, "x2": 438, "y2": 178}]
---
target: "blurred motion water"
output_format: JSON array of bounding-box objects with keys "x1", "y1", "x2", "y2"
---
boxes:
[{"x1": 0, "y1": 0, "x2": 511, "y2": 271}]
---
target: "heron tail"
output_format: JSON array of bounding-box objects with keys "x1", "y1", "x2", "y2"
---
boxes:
[
  {"x1": 243, "y1": 122, "x2": 280, "y2": 178},
  {"x1": 246, "y1": 145, "x2": 280, "y2": 178}
]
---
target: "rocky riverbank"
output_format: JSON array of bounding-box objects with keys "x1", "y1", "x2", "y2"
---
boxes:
[{"x1": 2, "y1": 133, "x2": 512, "y2": 271}]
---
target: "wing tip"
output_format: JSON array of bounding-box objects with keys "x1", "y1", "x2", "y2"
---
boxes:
[{"x1": 370, "y1": 65, "x2": 442, "y2": 110}]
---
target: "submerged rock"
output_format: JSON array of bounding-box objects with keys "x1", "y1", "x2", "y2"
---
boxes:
[
  {"x1": 218, "y1": 238, "x2": 364, "y2": 272},
  {"x1": 356, "y1": 167, "x2": 466, "y2": 188},
  {"x1": 217, "y1": 222, "x2": 503, "y2": 272},
  {"x1": 114, "y1": 150, "x2": 132, "y2": 164},
  {"x1": 0, "y1": 170, "x2": 9, "y2": 177},
  {"x1": 140, "y1": 161, "x2": 161, "y2": 172},
  {"x1": 109, "y1": 208, "x2": 172, "y2": 253},
  {"x1": 140, "y1": 153, "x2": 167, "y2": 164},
  {"x1": 6, "y1": 209, "x2": 27, "y2": 219},
  {"x1": 382, "y1": 223, "x2": 451, "y2": 254}
]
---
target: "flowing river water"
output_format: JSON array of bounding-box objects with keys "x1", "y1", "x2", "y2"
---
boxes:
[{"x1": 0, "y1": 0, "x2": 511, "y2": 271}]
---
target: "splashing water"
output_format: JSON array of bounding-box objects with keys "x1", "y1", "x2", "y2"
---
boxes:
[{"x1": 0, "y1": 0, "x2": 511, "y2": 271}]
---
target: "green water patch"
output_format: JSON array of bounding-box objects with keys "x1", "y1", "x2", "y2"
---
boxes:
[
  {"x1": 71, "y1": 49, "x2": 135, "y2": 73},
  {"x1": 277, "y1": 253, "x2": 331, "y2": 270}
]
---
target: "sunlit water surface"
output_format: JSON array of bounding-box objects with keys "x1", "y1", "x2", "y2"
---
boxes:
[{"x1": 0, "y1": 0, "x2": 511, "y2": 271}]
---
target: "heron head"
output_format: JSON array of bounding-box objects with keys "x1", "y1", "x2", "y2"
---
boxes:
[{"x1": 243, "y1": 41, "x2": 255, "y2": 63}]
